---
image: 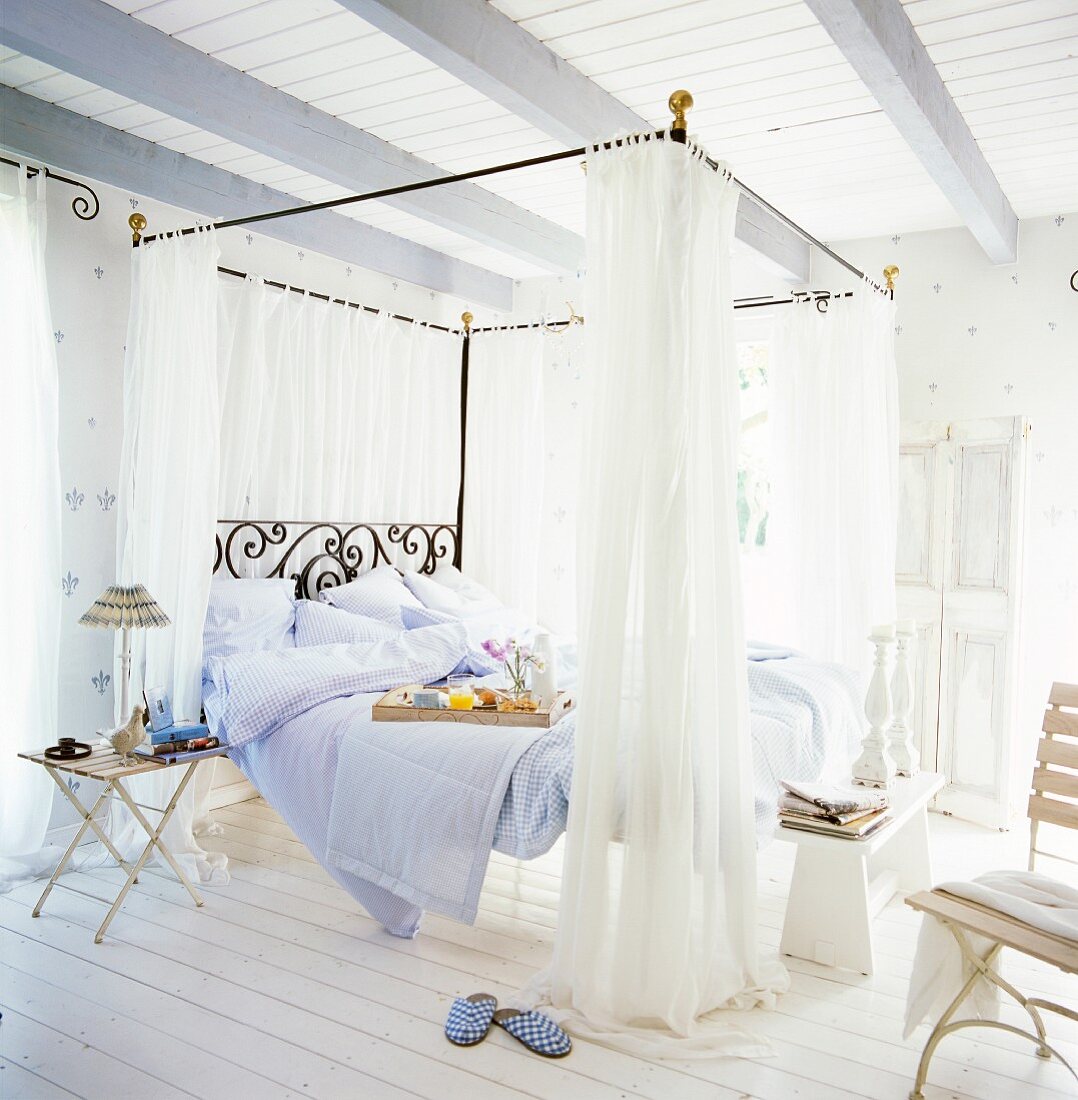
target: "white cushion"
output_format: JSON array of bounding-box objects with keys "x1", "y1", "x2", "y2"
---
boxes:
[
  {"x1": 318, "y1": 565, "x2": 421, "y2": 624},
  {"x1": 295, "y1": 600, "x2": 401, "y2": 647},
  {"x1": 403, "y1": 567, "x2": 501, "y2": 615},
  {"x1": 203, "y1": 577, "x2": 296, "y2": 665}
]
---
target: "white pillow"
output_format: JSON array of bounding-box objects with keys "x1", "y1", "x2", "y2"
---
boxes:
[
  {"x1": 318, "y1": 565, "x2": 421, "y2": 624},
  {"x1": 403, "y1": 567, "x2": 501, "y2": 615},
  {"x1": 295, "y1": 600, "x2": 400, "y2": 647},
  {"x1": 203, "y1": 577, "x2": 296, "y2": 665}
]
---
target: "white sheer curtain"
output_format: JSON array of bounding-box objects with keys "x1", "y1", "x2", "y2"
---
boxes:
[
  {"x1": 218, "y1": 278, "x2": 460, "y2": 528},
  {"x1": 113, "y1": 227, "x2": 228, "y2": 883},
  {"x1": 0, "y1": 168, "x2": 59, "y2": 866},
  {"x1": 463, "y1": 328, "x2": 545, "y2": 617},
  {"x1": 534, "y1": 134, "x2": 787, "y2": 1055},
  {"x1": 767, "y1": 289, "x2": 899, "y2": 679}
]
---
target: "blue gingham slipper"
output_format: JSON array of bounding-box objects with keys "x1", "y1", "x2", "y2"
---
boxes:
[
  {"x1": 492, "y1": 1008, "x2": 572, "y2": 1058},
  {"x1": 445, "y1": 993, "x2": 498, "y2": 1047}
]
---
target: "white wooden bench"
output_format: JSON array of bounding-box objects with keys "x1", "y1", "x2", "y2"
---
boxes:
[{"x1": 776, "y1": 770, "x2": 944, "y2": 975}]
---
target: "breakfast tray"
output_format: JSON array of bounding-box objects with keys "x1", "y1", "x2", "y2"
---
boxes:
[{"x1": 372, "y1": 684, "x2": 575, "y2": 729}]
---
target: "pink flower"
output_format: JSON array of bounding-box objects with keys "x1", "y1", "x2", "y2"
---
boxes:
[{"x1": 481, "y1": 638, "x2": 508, "y2": 663}]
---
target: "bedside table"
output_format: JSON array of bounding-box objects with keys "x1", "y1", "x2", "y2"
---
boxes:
[{"x1": 19, "y1": 743, "x2": 228, "y2": 943}]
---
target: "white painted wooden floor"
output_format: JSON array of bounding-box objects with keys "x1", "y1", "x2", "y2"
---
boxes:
[{"x1": 2, "y1": 801, "x2": 1075, "y2": 1100}]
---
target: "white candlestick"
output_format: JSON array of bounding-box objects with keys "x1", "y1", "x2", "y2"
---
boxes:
[
  {"x1": 871, "y1": 623, "x2": 896, "y2": 640},
  {"x1": 853, "y1": 632, "x2": 897, "y2": 788},
  {"x1": 888, "y1": 621, "x2": 920, "y2": 776}
]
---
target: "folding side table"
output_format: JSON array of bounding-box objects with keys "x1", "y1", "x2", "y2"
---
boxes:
[{"x1": 19, "y1": 743, "x2": 226, "y2": 943}]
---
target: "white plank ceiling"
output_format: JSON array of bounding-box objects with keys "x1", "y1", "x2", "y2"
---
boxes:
[{"x1": 2, "y1": 0, "x2": 1076, "y2": 281}]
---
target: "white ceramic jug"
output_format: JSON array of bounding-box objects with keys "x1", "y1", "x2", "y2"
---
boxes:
[{"x1": 530, "y1": 631, "x2": 558, "y2": 708}]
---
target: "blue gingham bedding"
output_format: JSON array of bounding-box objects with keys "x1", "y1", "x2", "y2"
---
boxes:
[{"x1": 205, "y1": 626, "x2": 862, "y2": 937}]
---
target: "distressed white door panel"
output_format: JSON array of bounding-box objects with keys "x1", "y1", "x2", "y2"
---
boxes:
[
  {"x1": 897, "y1": 416, "x2": 1026, "y2": 827},
  {"x1": 897, "y1": 446, "x2": 936, "y2": 586},
  {"x1": 952, "y1": 442, "x2": 1011, "y2": 592}
]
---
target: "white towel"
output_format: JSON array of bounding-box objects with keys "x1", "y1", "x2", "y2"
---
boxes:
[{"x1": 904, "y1": 869, "x2": 1078, "y2": 1038}]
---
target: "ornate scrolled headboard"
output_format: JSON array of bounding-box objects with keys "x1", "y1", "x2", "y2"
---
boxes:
[{"x1": 213, "y1": 520, "x2": 459, "y2": 599}]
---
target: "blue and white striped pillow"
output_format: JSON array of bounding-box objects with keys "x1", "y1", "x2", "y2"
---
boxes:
[
  {"x1": 203, "y1": 578, "x2": 296, "y2": 670},
  {"x1": 295, "y1": 600, "x2": 401, "y2": 647},
  {"x1": 318, "y1": 566, "x2": 422, "y2": 624}
]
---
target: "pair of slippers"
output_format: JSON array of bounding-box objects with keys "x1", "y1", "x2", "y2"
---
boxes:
[{"x1": 445, "y1": 993, "x2": 571, "y2": 1058}]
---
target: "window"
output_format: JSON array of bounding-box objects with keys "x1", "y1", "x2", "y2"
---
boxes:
[{"x1": 737, "y1": 342, "x2": 769, "y2": 548}]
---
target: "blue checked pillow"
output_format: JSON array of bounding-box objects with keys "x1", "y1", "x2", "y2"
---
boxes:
[
  {"x1": 203, "y1": 578, "x2": 296, "y2": 671},
  {"x1": 295, "y1": 600, "x2": 401, "y2": 647},
  {"x1": 402, "y1": 606, "x2": 499, "y2": 676},
  {"x1": 318, "y1": 566, "x2": 422, "y2": 624}
]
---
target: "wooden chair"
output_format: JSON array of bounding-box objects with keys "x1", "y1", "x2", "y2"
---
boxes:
[{"x1": 904, "y1": 681, "x2": 1078, "y2": 1100}]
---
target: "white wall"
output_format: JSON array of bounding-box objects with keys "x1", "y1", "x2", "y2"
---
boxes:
[
  {"x1": 35, "y1": 168, "x2": 484, "y2": 835},
  {"x1": 829, "y1": 215, "x2": 1078, "y2": 782}
]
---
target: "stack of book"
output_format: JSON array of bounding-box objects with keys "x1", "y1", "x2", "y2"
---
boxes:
[
  {"x1": 135, "y1": 722, "x2": 221, "y2": 764},
  {"x1": 778, "y1": 779, "x2": 892, "y2": 840}
]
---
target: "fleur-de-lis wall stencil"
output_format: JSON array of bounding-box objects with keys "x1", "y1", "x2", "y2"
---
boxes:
[
  {"x1": 66, "y1": 776, "x2": 80, "y2": 796},
  {"x1": 429, "y1": 290, "x2": 435, "y2": 300},
  {"x1": 928, "y1": 382, "x2": 938, "y2": 393},
  {"x1": 297, "y1": 250, "x2": 305, "y2": 261},
  {"x1": 392, "y1": 281, "x2": 399, "y2": 291},
  {"x1": 1004, "y1": 383, "x2": 1014, "y2": 394},
  {"x1": 54, "y1": 330, "x2": 64, "y2": 344},
  {"x1": 895, "y1": 324, "x2": 903, "y2": 336},
  {"x1": 98, "y1": 486, "x2": 116, "y2": 512},
  {"x1": 1048, "y1": 322, "x2": 1057, "y2": 332},
  {"x1": 1055, "y1": 215, "x2": 1065, "y2": 227},
  {"x1": 932, "y1": 283, "x2": 942, "y2": 294},
  {"x1": 968, "y1": 326, "x2": 977, "y2": 336},
  {"x1": 553, "y1": 506, "x2": 567, "y2": 523},
  {"x1": 61, "y1": 571, "x2": 79, "y2": 597},
  {"x1": 345, "y1": 266, "x2": 352, "y2": 277},
  {"x1": 1036, "y1": 450, "x2": 1046, "y2": 463},
  {"x1": 891, "y1": 234, "x2": 901, "y2": 246},
  {"x1": 88, "y1": 417, "x2": 96, "y2": 429},
  {"x1": 1044, "y1": 506, "x2": 1063, "y2": 527},
  {"x1": 245, "y1": 233, "x2": 253, "y2": 245},
  {"x1": 92, "y1": 670, "x2": 111, "y2": 695},
  {"x1": 94, "y1": 266, "x2": 104, "y2": 280},
  {"x1": 1011, "y1": 274, "x2": 1019, "y2": 285},
  {"x1": 552, "y1": 564, "x2": 566, "y2": 581},
  {"x1": 65, "y1": 486, "x2": 84, "y2": 511}
]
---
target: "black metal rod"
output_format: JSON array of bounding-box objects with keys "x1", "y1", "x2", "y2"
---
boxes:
[
  {"x1": 215, "y1": 265, "x2": 459, "y2": 334},
  {"x1": 454, "y1": 331, "x2": 470, "y2": 570},
  {"x1": 1, "y1": 155, "x2": 100, "y2": 221},
  {"x1": 132, "y1": 130, "x2": 882, "y2": 291}
]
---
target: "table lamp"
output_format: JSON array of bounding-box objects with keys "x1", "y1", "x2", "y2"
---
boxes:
[{"x1": 79, "y1": 584, "x2": 171, "y2": 716}]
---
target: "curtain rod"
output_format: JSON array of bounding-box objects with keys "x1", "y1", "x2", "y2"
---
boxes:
[
  {"x1": 216, "y1": 265, "x2": 459, "y2": 333},
  {"x1": 1, "y1": 155, "x2": 100, "y2": 221},
  {"x1": 215, "y1": 266, "x2": 579, "y2": 337},
  {"x1": 126, "y1": 91, "x2": 890, "y2": 296}
]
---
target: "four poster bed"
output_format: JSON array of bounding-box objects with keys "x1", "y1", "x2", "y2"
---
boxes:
[
  {"x1": 203, "y1": 517, "x2": 864, "y2": 938},
  {"x1": 117, "y1": 88, "x2": 900, "y2": 1053}
]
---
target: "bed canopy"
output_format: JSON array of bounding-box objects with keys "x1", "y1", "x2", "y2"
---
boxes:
[{"x1": 112, "y1": 90, "x2": 899, "y2": 1055}]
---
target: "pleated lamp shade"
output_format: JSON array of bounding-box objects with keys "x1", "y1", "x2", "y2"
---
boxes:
[{"x1": 78, "y1": 584, "x2": 171, "y2": 630}]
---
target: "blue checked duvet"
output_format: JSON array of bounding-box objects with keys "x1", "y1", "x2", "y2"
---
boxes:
[{"x1": 204, "y1": 624, "x2": 862, "y2": 937}]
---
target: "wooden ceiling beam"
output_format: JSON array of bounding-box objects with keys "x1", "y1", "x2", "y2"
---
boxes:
[
  {"x1": 0, "y1": 87, "x2": 513, "y2": 308},
  {"x1": 803, "y1": 0, "x2": 1018, "y2": 264},
  {"x1": 1, "y1": 0, "x2": 583, "y2": 273},
  {"x1": 344, "y1": 0, "x2": 811, "y2": 282}
]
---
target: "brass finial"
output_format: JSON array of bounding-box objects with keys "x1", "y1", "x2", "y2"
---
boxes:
[
  {"x1": 129, "y1": 212, "x2": 147, "y2": 243},
  {"x1": 669, "y1": 89, "x2": 694, "y2": 136},
  {"x1": 883, "y1": 264, "x2": 899, "y2": 291},
  {"x1": 461, "y1": 310, "x2": 473, "y2": 334}
]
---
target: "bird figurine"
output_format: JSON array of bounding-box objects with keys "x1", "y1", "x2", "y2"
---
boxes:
[{"x1": 108, "y1": 704, "x2": 147, "y2": 766}]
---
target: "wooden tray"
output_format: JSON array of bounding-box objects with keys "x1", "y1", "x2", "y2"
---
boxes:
[{"x1": 372, "y1": 684, "x2": 575, "y2": 728}]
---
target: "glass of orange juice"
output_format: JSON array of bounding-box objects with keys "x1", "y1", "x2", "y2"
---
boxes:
[{"x1": 447, "y1": 674, "x2": 475, "y2": 710}]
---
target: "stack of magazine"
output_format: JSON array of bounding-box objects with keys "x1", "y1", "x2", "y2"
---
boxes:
[
  {"x1": 136, "y1": 686, "x2": 220, "y2": 764},
  {"x1": 778, "y1": 780, "x2": 891, "y2": 840}
]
